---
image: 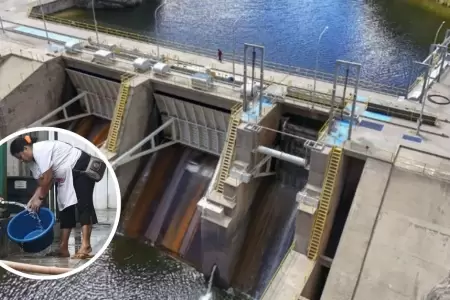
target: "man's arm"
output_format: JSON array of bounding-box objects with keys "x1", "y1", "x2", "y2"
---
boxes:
[{"x1": 35, "y1": 169, "x2": 53, "y2": 200}]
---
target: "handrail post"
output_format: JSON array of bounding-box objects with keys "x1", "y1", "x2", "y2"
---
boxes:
[{"x1": 416, "y1": 61, "x2": 431, "y2": 136}]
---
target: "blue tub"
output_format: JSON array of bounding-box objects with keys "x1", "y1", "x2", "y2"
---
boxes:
[{"x1": 7, "y1": 208, "x2": 55, "y2": 253}]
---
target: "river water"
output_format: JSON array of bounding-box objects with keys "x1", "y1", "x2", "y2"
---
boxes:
[
  {"x1": 56, "y1": 0, "x2": 450, "y2": 87},
  {"x1": 0, "y1": 236, "x2": 249, "y2": 300}
]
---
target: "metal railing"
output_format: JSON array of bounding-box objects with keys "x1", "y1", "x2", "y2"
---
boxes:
[
  {"x1": 407, "y1": 31, "x2": 450, "y2": 93},
  {"x1": 106, "y1": 73, "x2": 134, "y2": 153},
  {"x1": 27, "y1": 12, "x2": 408, "y2": 97},
  {"x1": 345, "y1": 141, "x2": 450, "y2": 183},
  {"x1": 66, "y1": 49, "x2": 241, "y2": 100}
]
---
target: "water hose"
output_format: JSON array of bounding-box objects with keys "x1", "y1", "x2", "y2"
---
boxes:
[
  {"x1": 0, "y1": 260, "x2": 73, "y2": 275},
  {"x1": 427, "y1": 94, "x2": 450, "y2": 105}
]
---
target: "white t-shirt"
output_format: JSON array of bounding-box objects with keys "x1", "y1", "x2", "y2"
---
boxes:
[{"x1": 29, "y1": 141, "x2": 82, "y2": 210}]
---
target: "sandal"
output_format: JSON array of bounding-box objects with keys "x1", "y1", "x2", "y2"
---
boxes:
[{"x1": 72, "y1": 252, "x2": 94, "y2": 259}]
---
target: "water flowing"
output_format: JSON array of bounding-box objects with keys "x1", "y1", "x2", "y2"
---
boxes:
[{"x1": 200, "y1": 265, "x2": 217, "y2": 300}]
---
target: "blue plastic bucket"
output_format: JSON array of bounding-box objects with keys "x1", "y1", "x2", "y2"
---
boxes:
[{"x1": 7, "y1": 208, "x2": 55, "y2": 253}]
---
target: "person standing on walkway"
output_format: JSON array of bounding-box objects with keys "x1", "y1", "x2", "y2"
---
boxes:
[
  {"x1": 218, "y1": 49, "x2": 223, "y2": 63},
  {"x1": 10, "y1": 135, "x2": 104, "y2": 259}
]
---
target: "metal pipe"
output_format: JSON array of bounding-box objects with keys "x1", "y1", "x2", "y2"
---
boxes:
[
  {"x1": 342, "y1": 67, "x2": 349, "y2": 106},
  {"x1": 251, "y1": 48, "x2": 256, "y2": 98},
  {"x1": 406, "y1": 61, "x2": 415, "y2": 97},
  {"x1": 259, "y1": 46, "x2": 265, "y2": 117},
  {"x1": 0, "y1": 16, "x2": 4, "y2": 33},
  {"x1": 37, "y1": 0, "x2": 50, "y2": 45},
  {"x1": 154, "y1": 1, "x2": 170, "y2": 59},
  {"x1": 416, "y1": 63, "x2": 431, "y2": 135},
  {"x1": 91, "y1": 0, "x2": 100, "y2": 45},
  {"x1": 433, "y1": 21, "x2": 446, "y2": 45},
  {"x1": 243, "y1": 45, "x2": 248, "y2": 112},
  {"x1": 256, "y1": 146, "x2": 306, "y2": 167},
  {"x1": 348, "y1": 65, "x2": 361, "y2": 141},
  {"x1": 438, "y1": 44, "x2": 447, "y2": 83},
  {"x1": 313, "y1": 26, "x2": 329, "y2": 96},
  {"x1": 327, "y1": 63, "x2": 340, "y2": 134},
  {"x1": 232, "y1": 16, "x2": 243, "y2": 83},
  {"x1": 1, "y1": 260, "x2": 73, "y2": 275}
]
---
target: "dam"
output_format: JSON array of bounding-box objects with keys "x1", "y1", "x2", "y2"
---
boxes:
[{"x1": 1, "y1": 0, "x2": 450, "y2": 298}]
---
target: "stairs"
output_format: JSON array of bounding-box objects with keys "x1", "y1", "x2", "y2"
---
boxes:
[
  {"x1": 215, "y1": 103, "x2": 242, "y2": 194},
  {"x1": 307, "y1": 147, "x2": 343, "y2": 260},
  {"x1": 106, "y1": 73, "x2": 133, "y2": 153}
]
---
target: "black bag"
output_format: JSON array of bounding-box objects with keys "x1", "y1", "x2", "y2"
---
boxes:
[{"x1": 83, "y1": 155, "x2": 107, "y2": 182}]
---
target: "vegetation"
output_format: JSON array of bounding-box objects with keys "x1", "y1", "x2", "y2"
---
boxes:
[{"x1": 404, "y1": 0, "x2": 450, "y2": 18}]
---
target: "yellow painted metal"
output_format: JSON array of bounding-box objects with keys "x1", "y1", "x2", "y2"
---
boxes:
[
  {"x1": 214, "y1": 103, "x2": 242, "y2": 193},
  {"x1": 307, "y1": 146, "x2": 343, "y2": 261},
  {"x1": 106, "y1": 73, "x2": 133, "y2": 153},
  {"x1": 317, "y1": 120, "x2": 329, "y2": 142}
]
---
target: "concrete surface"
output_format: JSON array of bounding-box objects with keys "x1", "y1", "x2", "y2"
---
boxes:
[
  {"x1": 323, "y1": 151, "x2": 450, "y2": 300},
  {"x1": 0, "y1": 54, "x2": 67, "y2": 137},
  {"x1": 352, "y1": 165, "x2": 450, "y2": 300},
  {"x1": 0, "y1": 55, "x2": 42, "y2": 99},
  {"x1": 4, "y1": 209, "x2": 115, "y2": 271},
  {"x1": 261, "y1": 251, "x2": 314, "y2": 300},
  {"x1": 321, "y1": 158, "x2": 392, "y2": 300}
]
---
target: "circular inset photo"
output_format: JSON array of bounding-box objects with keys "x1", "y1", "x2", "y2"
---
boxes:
[{"x1": 0, "y1": 127, "x2": 121, "y2": 280}]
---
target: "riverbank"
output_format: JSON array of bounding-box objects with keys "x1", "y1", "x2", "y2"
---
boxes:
[{"x1": 404, "y1": 0, "x2": 450, "y2": 18}]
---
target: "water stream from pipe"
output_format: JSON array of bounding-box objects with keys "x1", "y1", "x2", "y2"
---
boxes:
[
  {"x1": 0, "y1": 200, "x2": 27, "y2": 210},
  {"x1": 0, "y1": 200, "x2": 43, "y2": 230},
  {"x1": 200, "y1": 264, "x2": 217, "y2": 300}
]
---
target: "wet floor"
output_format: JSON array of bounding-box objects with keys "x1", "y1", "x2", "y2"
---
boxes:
[
  {"x1": 3, "y1": 209, "x2": 115, "y2": 271},
  {"x1": 0, "y1": 235, "x2": 251, "y2": 300}
]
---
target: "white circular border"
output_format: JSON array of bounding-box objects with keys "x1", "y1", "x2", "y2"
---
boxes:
[{"x1": 0, "y1": 126, "x2": 121, "y2": 280}]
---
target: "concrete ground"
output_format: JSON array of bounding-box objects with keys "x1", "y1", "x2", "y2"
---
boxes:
[
  {"x1": 4, "y1": 209, "x2": 115, "y2": 272},
  {"x1": 322, "y1": 151, "x2": 450, "y2": 300}
]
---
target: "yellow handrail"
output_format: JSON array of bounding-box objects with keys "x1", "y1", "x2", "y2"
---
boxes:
[
  {"x1": 106, "y1": 73, "x2": 134, "y2": 153},
  {"x1": 307, "y1": 147, "x2": 342, "y2": 260},
  {"x1": 214, "y1": 104, "x2": 242, "y2": 193}
]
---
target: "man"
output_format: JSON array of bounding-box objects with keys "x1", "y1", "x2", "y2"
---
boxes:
[
  {"x1": 10, "y1": 135, "x2": 98, "y2": 259},
  {"x1": 218, "y1": 49, "x2": 223, "y2": 63}
]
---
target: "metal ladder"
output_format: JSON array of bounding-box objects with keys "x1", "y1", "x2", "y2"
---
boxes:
[
  {"x1": 107, "y1": 74, "x2": 133, "y2": 153},
  {"x1": 307, "y1": 146, "x2": 343, "y2": 260},
  {"x1": 215, "y1": 103, "x2": 242, "y2": 193}
]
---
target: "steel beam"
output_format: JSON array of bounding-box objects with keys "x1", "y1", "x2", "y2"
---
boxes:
[
  {"x1": 29, "y1": 92, "x2": 89, "y2": 127},
  {"x1": 243, "y1": 43, "x2": 265, "y2": 117},
  {"x1": 415, "y1": 61, "x2": 431, "y2": 135},
  {"x1": 111, "y1": 118, "x2": 177, "y2": 168},
  {"x1": 327, "y1": 60, "x2": 362, "y2": 142}
]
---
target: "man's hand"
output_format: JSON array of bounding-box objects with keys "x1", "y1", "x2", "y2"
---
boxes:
[{"x1": 27, "y1": 196, "x2": 42, "y2": 213}]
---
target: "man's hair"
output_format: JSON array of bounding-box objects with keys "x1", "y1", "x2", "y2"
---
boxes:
[{"x1": 10, "y1": 135, "x2": 38, "y2": 156}]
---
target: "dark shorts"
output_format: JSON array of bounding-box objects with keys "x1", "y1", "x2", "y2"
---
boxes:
[{"x1": 59, "y1": 151, "x2": 98, "y2": 229}]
